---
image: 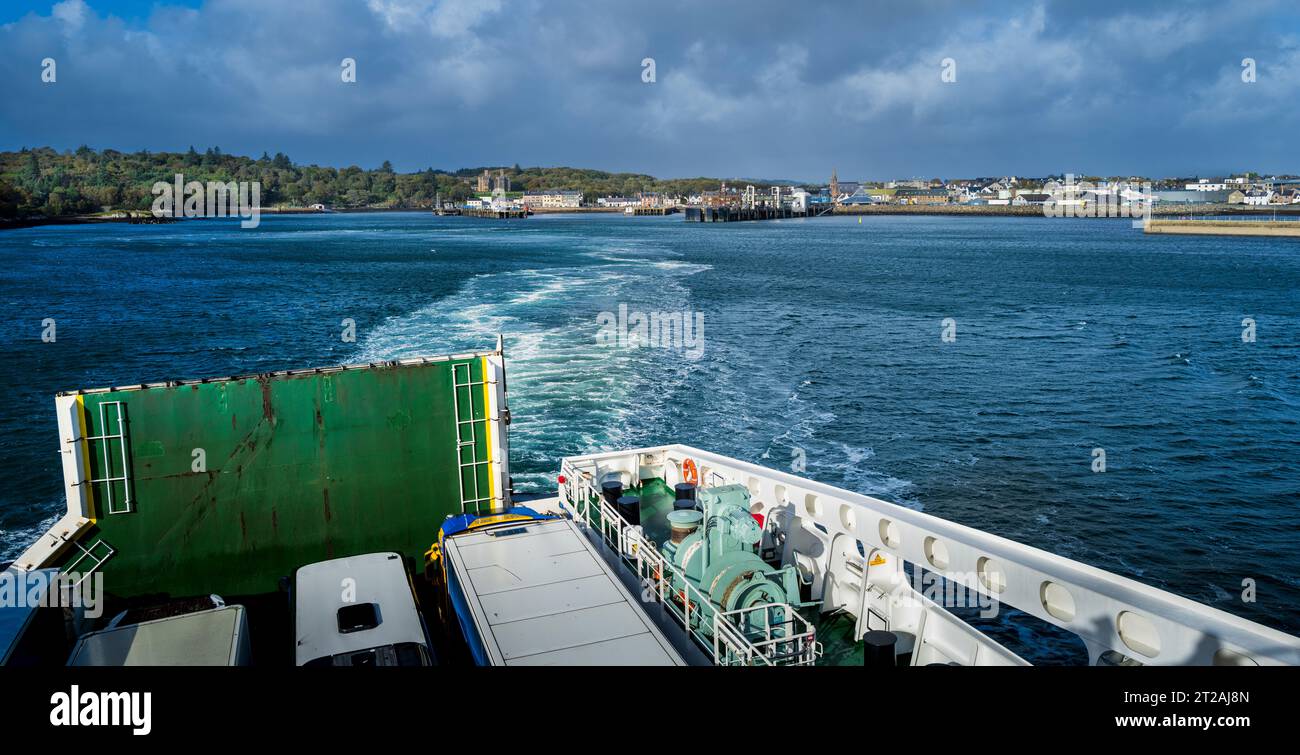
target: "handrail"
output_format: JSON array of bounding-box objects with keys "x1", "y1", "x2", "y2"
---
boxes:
[
  {"x1": 561, "y1": 445, "x2": 1300, "y2": 666},
  {"x1": 559, "y1": 459, "x2": 815, "y2": 666}
]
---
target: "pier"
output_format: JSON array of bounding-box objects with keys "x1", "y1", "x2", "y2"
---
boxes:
[
  {"x1": 463, "y1": 208, "x2": 530, "y2": 219},
  {"x1": 684, "y1": 206, "x2": 811, "y2": 222}
]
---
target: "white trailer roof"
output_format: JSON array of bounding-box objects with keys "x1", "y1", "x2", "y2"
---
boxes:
[
  {"x1": 67, "y1": 605, "x2": 247, "y2": 666},
  {"x1": 443, "y1": 518, "x2": 686, "y2": 666},
  {"x1": 294, "y1": 552, "x2": 426, "y2": 665}
]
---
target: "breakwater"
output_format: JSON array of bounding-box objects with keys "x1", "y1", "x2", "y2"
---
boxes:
[{"x1": 1144, "y1": 219, "x2": 1300, "y2": 237}]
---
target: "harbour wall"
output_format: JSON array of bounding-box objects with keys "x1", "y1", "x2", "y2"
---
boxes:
[{"x1": 1143, "y1": 219, "x2": 1300, "y2": 237}]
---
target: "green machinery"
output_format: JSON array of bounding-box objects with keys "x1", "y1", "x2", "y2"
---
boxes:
[{"x1": 659, "y1": 484, "x2": 803, "y2": 636}]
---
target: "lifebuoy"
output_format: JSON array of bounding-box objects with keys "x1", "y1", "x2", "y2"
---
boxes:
[{"x1": 681, "y1": 458, "x2": 699, "y2": 486}]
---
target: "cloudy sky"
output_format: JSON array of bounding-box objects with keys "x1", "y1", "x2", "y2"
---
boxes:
[{"x1": 2, "y1": 0, "x2": 1298, "y2": 180}]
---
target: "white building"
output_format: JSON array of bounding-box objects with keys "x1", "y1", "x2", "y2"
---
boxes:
[
  {"x1": 520, "y1": 190, "x2": 584, "y2": 209},
  {"x1": 465, "y1": 195, "x2": 523, "y2": 211},
  {"x1": 639, "y1": 192, "x2": 677, "y2": 208}
]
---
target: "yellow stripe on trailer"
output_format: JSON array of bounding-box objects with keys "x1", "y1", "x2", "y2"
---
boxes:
[
  {"x1": 480, "y1": 356, "x2": 496, "y2": 512},
  {"x1": 76, "y1": 395, "x2": 98, "y2": 523}
]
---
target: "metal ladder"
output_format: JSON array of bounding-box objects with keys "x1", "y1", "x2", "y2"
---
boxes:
[
  {"x1": 451, "y1": 361, "x2": 493, "y2": 514},
  {"x1": 62, "y1": 538, "x2": 116, "y2": 587},
  {"x1": 83, "y1": 400, "x2": 133, "y2": 515}
]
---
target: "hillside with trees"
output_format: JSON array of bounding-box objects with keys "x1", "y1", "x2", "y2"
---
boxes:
[{"x1": 0, "y1": 146, "x2": 777, "y2": 219}]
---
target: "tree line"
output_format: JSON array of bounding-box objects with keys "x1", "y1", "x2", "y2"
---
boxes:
[{"x1": 0, "y1": 146, "x2": 769, "y2": 218}]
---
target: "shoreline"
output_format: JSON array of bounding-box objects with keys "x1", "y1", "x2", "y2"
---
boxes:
[
  {"x1": 0, "y1": 205, "x2": 622, "y2": 230},
  {"x1": 828, "y1": 203, "x2": 1300, "y2": 217},
  {"x1": 5, "y1": 202, "x2": 1300, "y2": 231},
  {"x1": 528, "y1": 206, "x2": 624, "y2": 214}
]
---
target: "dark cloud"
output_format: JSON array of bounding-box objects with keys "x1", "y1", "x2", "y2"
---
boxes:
[{"x1": 2, "y1": 0, "x2": 1297, "y2": 179}]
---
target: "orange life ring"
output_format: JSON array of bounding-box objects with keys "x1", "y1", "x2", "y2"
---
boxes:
[{"x1": 681, "y1": 458, "x2": 699, "y2": 486}]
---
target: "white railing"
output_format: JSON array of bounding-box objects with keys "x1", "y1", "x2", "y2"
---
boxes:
[
  {"x1": 560, "y1": 445, "x2": 1300, "y2": 667},
  {"x1": 558, "y1": 458, "x2": 818, "y2": 667},
  {"x1": 719, "y1": 603, "x2": 820, "y2": 666}
]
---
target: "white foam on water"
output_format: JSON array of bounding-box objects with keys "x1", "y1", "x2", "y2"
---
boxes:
[
  {"x1": 356, "y1": 254, "x2": 709, "y2": 493},
  {"x1": 355, "y1": 229, "x2": 914, "y2": 504},
  {"x1": 701, "y1": 328, "x2": 920, "y2": 510},
  {"x1": 0, "y1": 510, "x2": 61, "y2": 562},
  {"x1": 819, "y1": 441, "x2": 921, "y2": 510}
]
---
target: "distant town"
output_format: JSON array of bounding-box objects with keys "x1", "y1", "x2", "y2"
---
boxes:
[
  {"x1": 445, "y1": 168, "x2": 1300, "y2": 217},
  {"x1": 2, "y1": 147, "x2": 1298, "y2": 227}
]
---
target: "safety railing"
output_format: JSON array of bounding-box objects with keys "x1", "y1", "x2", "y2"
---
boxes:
[
  {"x1": 558, "y1": 459, "x2": 817, "y2": 667},
  {"x1": 559, "y1": 444, "x2": 1300, "y2": 666},
  {"x1": 720, "y1": 603, "x2": 820, "y2": 666}
]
